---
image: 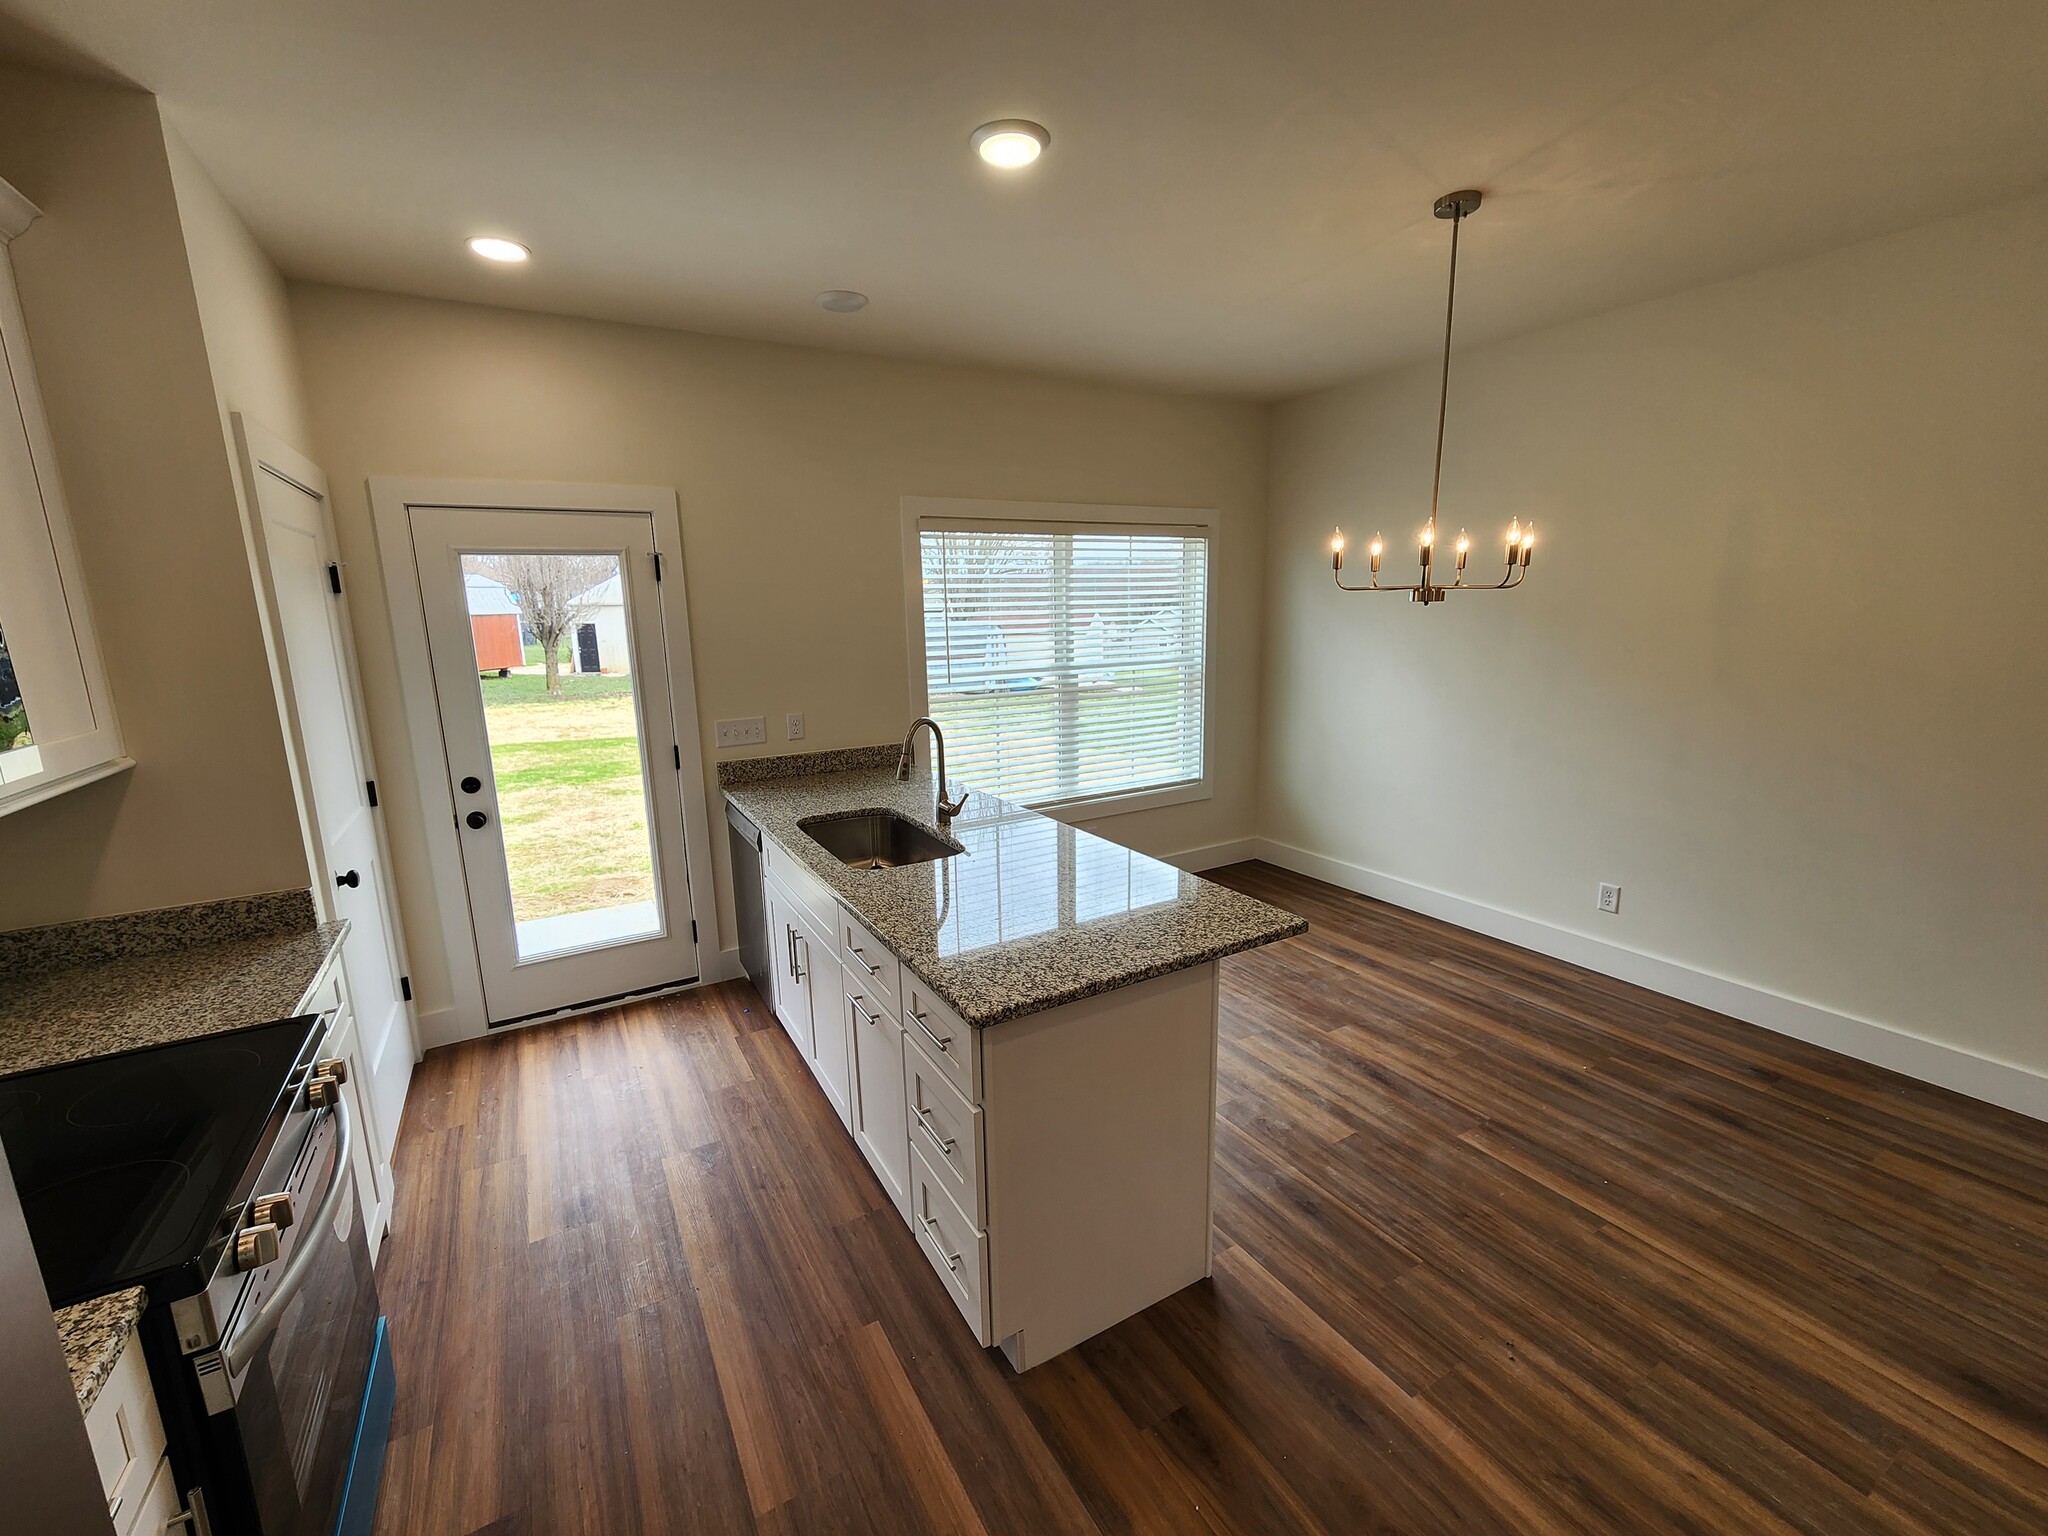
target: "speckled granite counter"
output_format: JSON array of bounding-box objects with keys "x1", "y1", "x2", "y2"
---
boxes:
[
  {"x1": 723, "y1": 751, "x2": 1305, "y2": 1025},
  {"x1": 0, "y1": 896, "x2": 346, "y2": 1078},
  {"x1": 55, "y1": 1286, "x2": 147, "y2": 1411}
]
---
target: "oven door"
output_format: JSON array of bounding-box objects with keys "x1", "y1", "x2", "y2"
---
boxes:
[{"x1": 202, "y1": 1097, "x2": 379, "y2": 1535}]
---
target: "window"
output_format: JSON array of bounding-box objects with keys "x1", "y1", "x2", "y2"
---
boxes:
[{"x1": 915, "y1": 509, "x2": 1209, "y2": 813}]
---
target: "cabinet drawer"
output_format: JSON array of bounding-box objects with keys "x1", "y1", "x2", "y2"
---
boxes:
[
  {"x1": 838, "y1": 908, "x2": 900, "y2": 1014},
  {"x1": 904, "y1": 1034, "x2": 983, "y2": 1227},
  {"x1": 85, "y1": 1341, "x2": 166, "y2": 1527},
  {"x1": 901, "y1": 974, "x2": 978, "y2": 1105},
  {"x1": 764, "y1": 840, "x2": 837, "y2": 941},
  {"x1": 911, "y1": 1144, "x2": 990, "y2": 1345}
]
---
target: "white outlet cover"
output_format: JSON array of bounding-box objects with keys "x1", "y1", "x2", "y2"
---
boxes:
[
  {"x1": 1598, "y1": 882, "x2": 1622, "y2": 914},
  {"x1": 786, "y1": 712, "x2": 805, "y2": 740}
]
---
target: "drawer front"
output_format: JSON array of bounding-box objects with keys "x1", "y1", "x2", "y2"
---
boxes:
[
  {"x1": 904, "y1": 1034, "x2": 984, "y2": 1227},
  {"x1": 765, "y1": 840, "x2": 837, "y2": 941},
  {"x1": 911, "y1": 1144, "x2": 990, "y2": 1344},
  {"x1": 86, "y1": 1342, "x2": 167, "y2": 1525},
  {"x1": 838, "y1": 908, "x2": 900, "y2": 1014},
  {"x1": 901, "y1": 975, "x2": 978, "y2": 1105}
]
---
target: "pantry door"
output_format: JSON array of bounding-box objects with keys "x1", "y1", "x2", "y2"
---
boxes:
[{"x1": 406, "y1": 503, "x2": 701, "y2": 1024}]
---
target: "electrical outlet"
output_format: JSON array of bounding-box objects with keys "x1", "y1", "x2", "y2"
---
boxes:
[
  {"x1": 1597, "y1": 882, "x2": 1622, "y2": 915},
  {"x1": 715, "y1": 716, "x2": 766, "y2": 748},
  {"x1": 785, "y1": 712, "x2": 805, "y2": 741}
]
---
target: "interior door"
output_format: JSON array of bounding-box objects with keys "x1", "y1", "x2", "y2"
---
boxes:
[
  {"x1": 409, "y1": 505, "x2": 699, "y2": 1022},
  {"x1": 235, "y1": 416, "x2": 412, "y2": 1233}
]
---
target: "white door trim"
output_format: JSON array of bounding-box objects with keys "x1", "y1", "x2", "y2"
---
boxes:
[{"x1": 368, "y1": 477, "x2": 718, "y2": 1041}]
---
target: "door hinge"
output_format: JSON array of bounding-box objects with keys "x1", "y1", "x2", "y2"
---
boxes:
[
  {"x1": 653, "y1": 551, "x2": 664, "y2": 581},
  {"x1": 691, "y1": 920, "x2": 698, "y2": 943},
  {"x1": 327, "y1": 562, "x2": 343, "y2": 595},
  {"x1": 672, "y1": 744, "x2": 681, "y2": 770},
  {"x1": 399, "y1": 975, "x2": 413, "y2": 1002},
  {"x1": 365, "y1": 778, "x2": 379, "y2": 807}
]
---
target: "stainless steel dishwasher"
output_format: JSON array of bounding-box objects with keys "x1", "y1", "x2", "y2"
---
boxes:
[{"x1": 726, "y1": 800, "x2": 772, "y2": 1001}]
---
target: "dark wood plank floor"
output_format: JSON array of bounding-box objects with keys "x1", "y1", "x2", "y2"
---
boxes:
[{"x1": 370, "y1": 861, "x2": 2048, "y2": 1535}]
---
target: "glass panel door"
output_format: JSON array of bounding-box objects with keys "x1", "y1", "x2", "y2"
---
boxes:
[
  {"x1": 461, "y1": 554, "x2": 662, "y2": 961},
  {"x1": 411, "y1": 507, "x2": 699, "y2": 1023}
]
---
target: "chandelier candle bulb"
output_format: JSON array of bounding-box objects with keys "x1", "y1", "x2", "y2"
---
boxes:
[
  {"x1": 1369, "y1": 535, "x2": 1383, "y2": 575},
  {"x1": 1456, "y1": 530, "x2": 1470, "y2": 572},
  {"x1": 1331, "y1": 527, "x2": 1345, "y2": 571}
]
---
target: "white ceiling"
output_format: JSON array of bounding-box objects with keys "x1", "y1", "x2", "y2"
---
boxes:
[{"x1": 5, "y1": 0, "x2": 2045, "y2": 398}]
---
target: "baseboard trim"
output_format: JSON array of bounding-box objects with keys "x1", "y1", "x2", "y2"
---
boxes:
[
  {"x1": 1161, "y1": 837, "x2": 1261, "y2": 873},
  {"x1": 1253, "y1": 838, "x2": 2048, "y2": 1124}
]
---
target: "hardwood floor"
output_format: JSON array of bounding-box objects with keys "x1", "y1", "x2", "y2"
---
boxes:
[{"x1": 370, "y1": 861, "x2": 2048, "y2": 1535}]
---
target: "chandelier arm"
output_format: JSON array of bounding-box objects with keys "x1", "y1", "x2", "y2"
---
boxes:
[{"x1": 1333, "y1": 570, "x2": 1417, "y2": 593}]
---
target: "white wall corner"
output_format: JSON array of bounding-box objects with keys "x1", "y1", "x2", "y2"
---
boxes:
[{"x1": 1253, "y1": 839, "x2": 2048, "y2": 1125}]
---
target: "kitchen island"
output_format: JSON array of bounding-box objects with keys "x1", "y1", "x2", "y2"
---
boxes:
[{"x1": 723, "y1": 746, "x2": 1304, "y2": 1370}]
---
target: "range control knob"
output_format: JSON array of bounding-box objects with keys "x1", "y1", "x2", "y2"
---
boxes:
[
  {"x1": 249, "y1": 1192, "x2": 296, "y2": 1230},
  {"x1": 306, "y1": 1074, "x2": 342, "y2": 1109},
  {"x1": 233, "y1": 1223, "x2": 281, "y2": 1273},
  {"x1": 313, "y1": 1056, "x2": 350, "y2": 1085}
]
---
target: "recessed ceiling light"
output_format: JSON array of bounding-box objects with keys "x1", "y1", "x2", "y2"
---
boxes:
[
  {"x1": 971, "y1": 119, "x2": 1049, "y2": 169},
  {"x1": 815, "y1": 290, "x2": 869, "y2": 313},
  {"x1": 467, "y1": 236, "x2": 530, "y2": 263}
]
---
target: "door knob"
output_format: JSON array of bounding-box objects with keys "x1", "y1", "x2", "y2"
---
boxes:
[
  {"x1": 465, "y1": 811, "x2": 488, "y2": 829},
  {"x1": 335, "y1": 869, "x2": 360, "y2": 888},
  {"x1": 460, "y1": 775, "x2": 482, "y2": 794}
]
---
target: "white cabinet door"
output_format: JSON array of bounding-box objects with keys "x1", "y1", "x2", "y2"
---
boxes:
[
  {"x1": 848, "y1": 972, "x2": 909, "y2": 1220},
  {"x1": 766, "y1": 886, "x2": 812, "y2": 1055},
  {"x1": 799, "y1": 907, "x2": 852, "y2": 1129}
]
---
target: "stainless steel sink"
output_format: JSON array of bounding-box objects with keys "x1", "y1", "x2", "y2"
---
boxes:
[{"x1": 800, "y1": 811, "x2": 961, "y2": 869}]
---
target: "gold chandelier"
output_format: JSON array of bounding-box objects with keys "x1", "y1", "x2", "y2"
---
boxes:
[{"x1": 1331, "y1": 189, "x2": 1534, "y2": 605}]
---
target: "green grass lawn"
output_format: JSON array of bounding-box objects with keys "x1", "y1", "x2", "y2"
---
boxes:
[{"x1": 477, "y1": 675, "x2": 655, "y2": 921}]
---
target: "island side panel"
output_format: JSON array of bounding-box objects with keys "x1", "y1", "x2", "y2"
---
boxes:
[{"x1": 981, "y1": 961, "x2": 1219, "y2": 1371}]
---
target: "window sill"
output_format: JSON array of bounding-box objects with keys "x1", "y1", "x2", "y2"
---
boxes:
[
  {"x1": 0, "y1": 755, "x2": 135, "y2": 818},
  {"x1": 1029, "y1": 778, "x2": 1211, "y2": 825}
]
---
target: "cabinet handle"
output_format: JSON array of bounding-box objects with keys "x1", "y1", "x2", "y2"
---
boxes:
[
  {"x1": 787, "y1": 927, "x2": 803, "y2": 983},
  {"x1": 849, "y1": 995, "x2": 879, "y2": 1028},
  {"x1": 914, "y1": 1106, "x2": 956, "y2": 1156},
  {"x1": 922, "y1": 1214, "x2": 962, "y2": 1272},
  {"x1": 908, "y1": 1004, "x2": 952, "y2": 1054},
  {"x1": 794, "y1": 933, "x2": 808, "y2": 983},
  {"x1": 848, "y1": 940, "x2": 881, "y2": 976}
]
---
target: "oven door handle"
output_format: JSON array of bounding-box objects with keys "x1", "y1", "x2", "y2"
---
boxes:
[{"x1": 222, "y1": 1095, "x2": 352, "y2": 1377}]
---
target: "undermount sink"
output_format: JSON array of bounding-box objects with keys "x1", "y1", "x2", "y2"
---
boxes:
[{"x1": 801, "y1": 811, "x2": 961, "y2": 869}]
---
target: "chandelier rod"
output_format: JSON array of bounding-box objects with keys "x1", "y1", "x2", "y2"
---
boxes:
[{"x1": 1428, "y1": 200, "x2": 1465, "y2": 545}]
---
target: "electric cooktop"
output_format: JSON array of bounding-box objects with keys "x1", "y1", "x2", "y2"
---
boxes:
[{"x1": 0, "y1": 1015, "x2": 320, "y2": 1307}]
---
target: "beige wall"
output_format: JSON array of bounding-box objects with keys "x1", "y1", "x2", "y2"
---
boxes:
[
  {"x1": 164, "y1": 126, "x2": 313, "y2": 451},
  {"x1": 1262, "y1": 191, "x2": 2048, "y2": 1083},
  {"x1": 288, "y1": 283, "x2": 1268, "y2": 1027},
  {"x1": 0, "y1": 65, "x2": 306, "y2": 929}
]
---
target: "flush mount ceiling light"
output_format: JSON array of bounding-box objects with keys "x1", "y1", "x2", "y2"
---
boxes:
[
  {"x1": 1330, "y1": 190, "x2": 1537, "y2": 606},
  {"x1": 467, "y1": 236, "x2": 530, "y2": 263},
  {"x1": 970, "y1": 119, "x2": 1049, "y2": 169},
  {"x1": 815, "y1": 289, "x2": 869, "y2": 313}
]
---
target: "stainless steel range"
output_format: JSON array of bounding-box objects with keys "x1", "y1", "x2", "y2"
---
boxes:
[{"x1": 0, "y1": 1011, "x2": 392, "y2": 1536}]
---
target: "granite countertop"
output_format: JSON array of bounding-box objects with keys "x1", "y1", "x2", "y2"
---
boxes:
[
  {"x1": 0, "y1": 890, "x2": 351, "y2": 1420},
  {"x1": 55, "y1": 1286, "x2": 147, "y2": 1412},
  {"x1": 0, "y1": 911, "x2": 347, "y2": 1078},
  {"x1": 724, "y1": 750, "x2": 1305, "y2": 1025}
]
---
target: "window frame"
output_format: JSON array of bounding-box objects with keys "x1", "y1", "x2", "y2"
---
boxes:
[{"x1": 900, "y1": 496, "x2": 1215, "y2": 823}]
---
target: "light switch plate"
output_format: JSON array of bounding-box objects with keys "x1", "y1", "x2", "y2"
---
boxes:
[
  {"x1": 785, "y1": 712, "x2": 805, "y2": 741},
  {"x1": 715, "y1": 716, "x2": 767, "y2": 748}
]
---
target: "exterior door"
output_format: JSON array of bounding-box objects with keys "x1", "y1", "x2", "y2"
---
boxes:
[
  {"x1": 234, "y1": 417, "x2": 413, "y2": 1226},
  {"x1": 408, "y1": 505, "x2": 699, "y2": 1023}
]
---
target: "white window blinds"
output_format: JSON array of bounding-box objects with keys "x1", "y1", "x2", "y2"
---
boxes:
[{"x1": 919, "y1": 524, "x2": 1208, "y2": 808}]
